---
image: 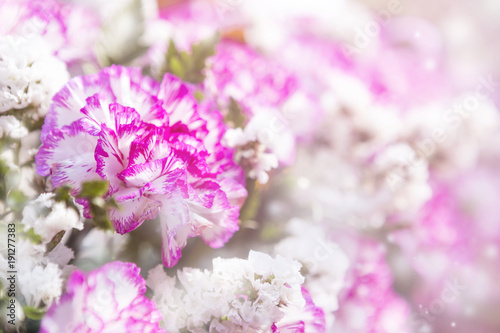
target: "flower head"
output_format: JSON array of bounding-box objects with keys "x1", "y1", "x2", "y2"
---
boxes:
[
  {"x1": 0, "y1": 239, "x2": 74, "y2": 309},
  {"x1": 147, "y1": 250, "x2": 305, "y2": 333},
  {"x1": 40, "y1": 261, "x2": 164, "y2": 333},
  {"x1": 36, "y1": 65, "x2": 246, "y2": 267},
  {"x1": 274, "y1": 219, "x2": 349, "y2": 328},
  {"x1": 206, "y1": 41, "x2": 303, "y2": 182},
  {"x1": 22, "y1": 192, "x2": 83, "y2": 251},
  {"x1": 0, "y1": 115, "x2": 28, "y2": 139},
  {"x1": 332, "y1": 234, "x2": 411, "y2": 333},
  {"x1": 0, "y1": 35, "x2": 69, "y2": 115}
]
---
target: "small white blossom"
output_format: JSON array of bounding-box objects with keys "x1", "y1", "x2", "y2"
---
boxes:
[
  {"x1": 22, "y1": 193, "x2": 83, "y2": 250},
  {"x1": 225, "y1": 126, "x2": 279, "y2": 184},
  {"x1": 373, "y1": 143, "x2": 432, "y2": 212},
  {"x1": 274, "y1": 219, "x2": 349, "y2": 328},
  {"x1": 147, "y1": 250, "x2": 305, "y2": 333},
  {"x1": 0, "y1": 239, "x2": 74, "y2": 309},
  {"x1": 0, "y1": 35, "x2": 69, "y2": 115},
  {"x1": 402, "y1": 97, "x2": 500, "y2": 174},
  {"x1": 223, "y1": 109, "x2": 295, "y2": 184},
  {"x1": 0, "y1": 115, "x2": 28, "y2": 139}
]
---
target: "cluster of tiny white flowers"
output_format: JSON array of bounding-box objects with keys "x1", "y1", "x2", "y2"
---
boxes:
[
  {"x1": 0, "y1": 115, "x2": 27, "y2": 139},
  {"x1": 223, "y1": 108, "x2": 295, "y2": 184},
  {"x1": 0, "y1": 239, "x2": 74, "y2": 310},
  {"x1": 280, "y1": 71, "x2": 436, "y2": 230},
  {"x1": 0, "y1": 35, "x2": 69, "y2": 116},
  {"x1": 21, "y1": 193, "x2": 83, "y2": 251},
  {"x1": 274, "y1": 219, "x2": 349, "y2": 327},
  {"x1": 147, "y1": 250, "x2": 305, "y2": 333},
  {"x1": 401, "y1": 96, "x2": 500, "y2": 173},
  {"x1": 224, "y1": 125, "x2": 279, "y2": 184},
  {"x1": 371, "y1": 143, "x2": 432, "y2": 213}
]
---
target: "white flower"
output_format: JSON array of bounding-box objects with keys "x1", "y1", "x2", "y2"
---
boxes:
[
  {"x1": 223, "y1": 109, "x2": 295, "y2": 184},
  {"x1": 0, "y1": 115, "x2": 27, "y2": 139},
  {"x1": 0, "y1": 239, "x2": 74, "y2": 309},
  {"x1": 0, "y1": 35, "x2": 69, "y2": 115},
  {"x1": 21, "y1": 193, "x2": 83, "y2": 250},
  {"x1": 274, "y1": 219, "x2": 349, "y2": 328},
  {"x1": 147, "y1": 250, "x2": 305, "y2": 333},
  {"x1": 373, "y1": 143, "x2": 432, "y2": 212},
  {"x1": 402, "y1": 96, "x2": 500, "y2": 174},
  {"x1": 319, "y1": 72, "x2": 401, "y2": 159}
]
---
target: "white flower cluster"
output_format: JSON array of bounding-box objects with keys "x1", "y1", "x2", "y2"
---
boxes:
[
  {"x1": 372, "y1": 143, "x2": 432, "y2": 213},
  {"x1": 274, "y1": 219, "x2": 349, "y2": 328},
  {"x1": 0, "y1": 115, "x2": 27, "y2": 139},
  {"x1": 0, "y1": 191, "x2": 83, "y2": 322},
  {"x1": 147, "y1": 250, "x2": 305, "y2": 332},
  {"x1": 224, "y1": 110, "x2": 295, "y2": 184},
  {"x1": 0, "y1": 239, "x2": 74, "y2": 310},
  {"x1": 401, "y1": 96, "x2": 500, "y2": 174},
  {"x1": 280, "y1": 71, "x2": 434, "y2": 229},
  {"x1": 0, "y1": 35, "x2": 69, "y2": 115},
  {"x1": 21, "y1": 193, "x2": 83, "y2": 251},
  {"x1": 224, "y1": 126, "x2": 279, "y2": 184}
]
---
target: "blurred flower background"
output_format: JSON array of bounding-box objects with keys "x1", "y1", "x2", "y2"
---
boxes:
[{"x1": 1, "y1": 0, "x2": 500, "y2": 332}]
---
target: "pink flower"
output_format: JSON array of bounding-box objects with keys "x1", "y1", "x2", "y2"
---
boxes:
[
  {"x1": 209, "y1": 41, "x2": 298, "y2": 111},
  {"x1": 389, "y1": 175, "x2": 500, "y2": 333},
  {"x1": 36, "y1": 65, "x2": 246, "y2": 267},
  {"x1": 392, "y1": 181, "x2": 473, "y2": 281},
  {"x1": 273, "y1": 287, "x2": 326, "y2": 333},
  {"x1": 158, "y1": 0, "x2": 226, "y2": 52},
  {"x1": 207, "y1": 40, "x2": 309, "y2": 173},
  {"x1": 40, "y1": 262, "x2": 165, "y2": 333},
  {"x1": 332, "y1": 234, "x2": 411, "y2": 333}
]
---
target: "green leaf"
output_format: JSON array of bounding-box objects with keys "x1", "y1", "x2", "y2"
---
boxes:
[
  {"x1": 166, "y1": 39, "x2": 178, "y2": 61},
  {"x1": 260, "y1": 224, "x2": 281, "y2": 241},
  {"x1": 54, "y1": 185, "x2": 80, "y2": 215},
  {"x1": 23, "y1": 306, "x2": 45, "y2": 320},
  {"x1": 54, "y1": 186, "x2": 80, "y2": 215},
  {"x1": 72, "y1": 180, "x2": 117, "y2": 231},
  {"x1": 194, "y1": 90, "x2": 205, "y2": 102},
  {"x1": 161, "y1": 35, "x2": 219, "y2": 84},
  {"x1": 46, "y1": 230, "x2": 65, "y2": 253},
  {"x1": 6, "y1": 189, "x2": 27, "y2": 211},
  {"x1": 239, "y1": 178, "x2": 260, "y2": 222},
  {"x1": 169, "y1": 56, "x2": 184, "y2": 78},
  {"x1": 77, "y1": 180, "x2": 109, "y2": 198},
  {"x1": 0, "y1": 158, "x2": 10, "y2": 176},
  {"x1": 25, "y1": 228, "x2": 42, "y2": 245},
  {"x1": 88, "y1": 199, "x2": 114, "y2": 231},
  {"x1": 225, "y1": 97, "x2": 246, "y2": 128},
  {"x1": 54, "y1": 186, "x2": 72, "y2": 202}
]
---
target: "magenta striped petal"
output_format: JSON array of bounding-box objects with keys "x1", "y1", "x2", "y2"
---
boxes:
[
  {"x1": 40, "y1": 262, "x2": 165, "y2": 333},
  {"x1": 36, "y1": 65, "x2": 247, "y2": 267}
]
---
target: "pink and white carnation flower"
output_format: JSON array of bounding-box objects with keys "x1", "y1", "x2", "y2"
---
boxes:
[
  {"x1": 36, "y1": 65, "x2": 247, "y2": 267},
  {"x1": 40, "y1": 261, "x2": 164, "y2": 333}
]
